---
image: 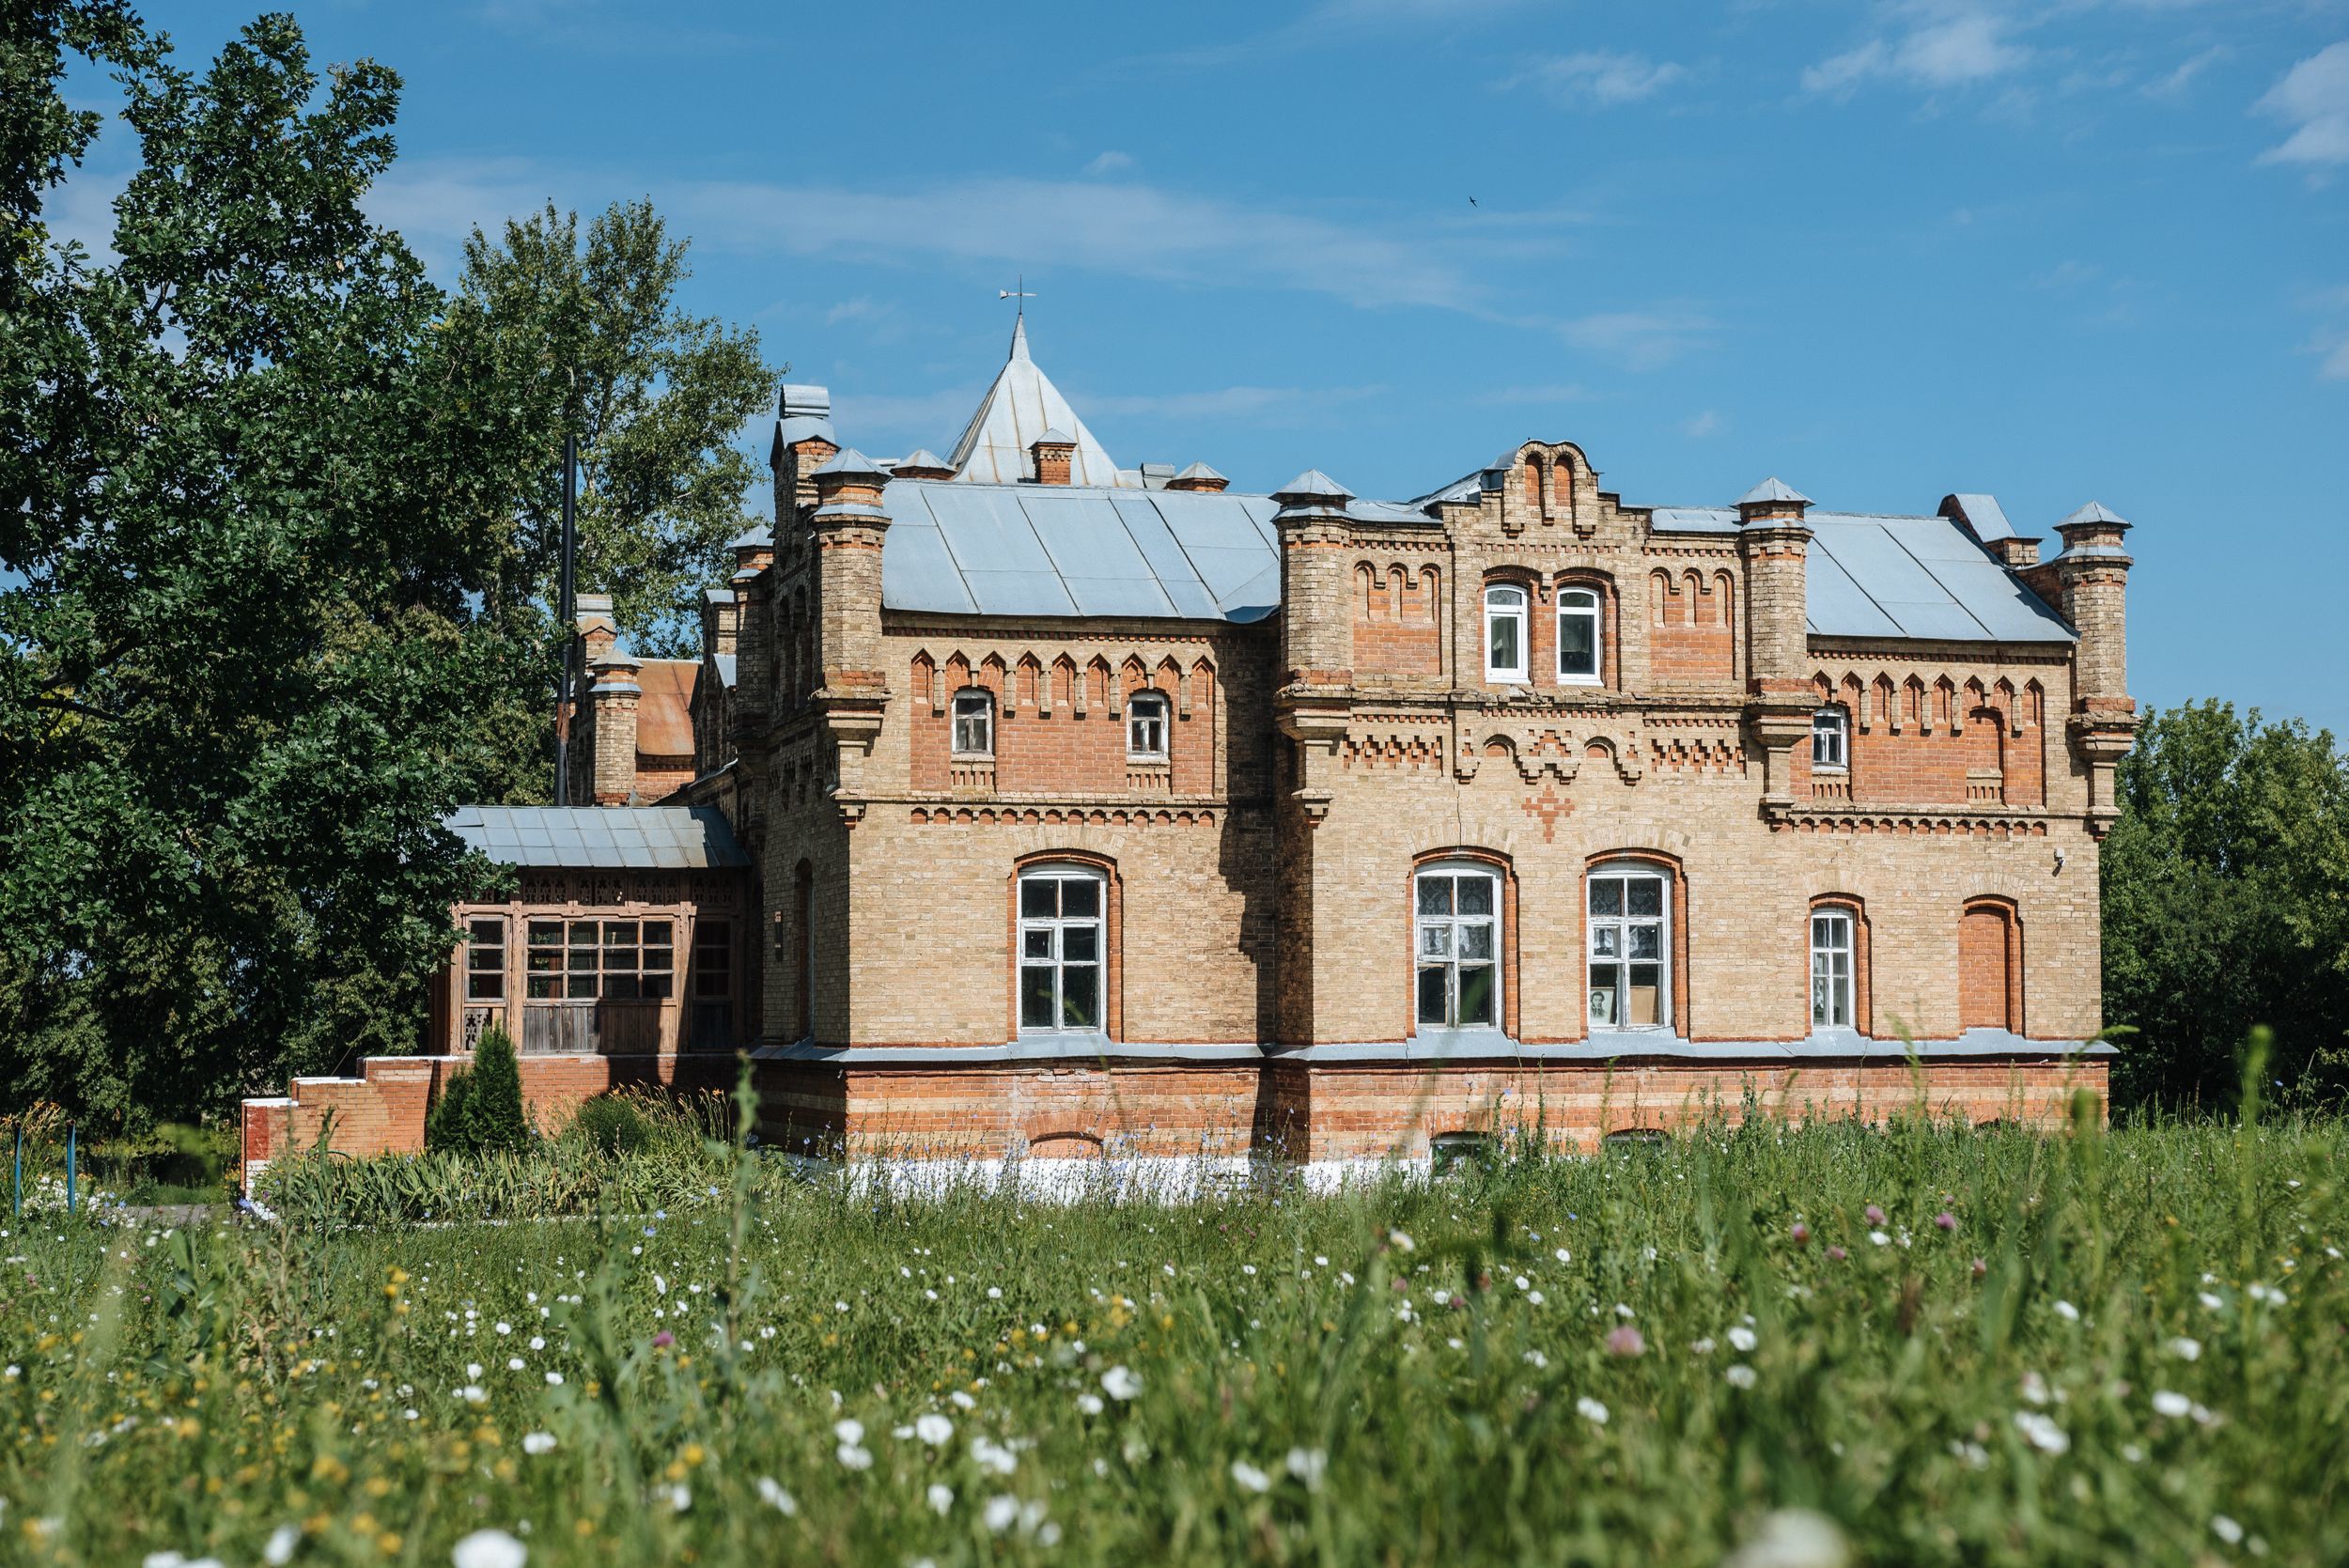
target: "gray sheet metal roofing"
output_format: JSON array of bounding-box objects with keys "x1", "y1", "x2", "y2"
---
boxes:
[
  {"x1": 446, "y1": 806, "x2": 751, "y2": 869},
  {"x1": 880, "y1": 478, "x2": 1284, "y2": 623}
]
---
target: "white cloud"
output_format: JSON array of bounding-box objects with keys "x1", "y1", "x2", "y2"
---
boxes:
[
  {"x1": 2255, "y1": 41, "x2": 2349, "y2": 168},
  {"x1": 1504, "y1": 51, "x2": 1687, "y2": 108},
  {"x1": 1683, "y1": 410, "x2": 1722, "y2": 439},
  {"x1": 1084, "y1": 151, "x2": 1135, "y2": 176},
  {"x1": 1558, "y1": 309, "x2": 1714, "y2": 371},
  {"x1": 1803, "y1": 8, "x2": 2030, "y2": 96},
  {"x1": 2322, "y1": 335, "x2": 2349, "y2": 380},
  {"x1": 1083, "y1": 382, "x2": 1388, "y2": 423},
  {"x1": 2142, "y1": 45, "x2": 2224, "y2": 101},
  {"x1": 1472, "y1": 383, "x2": 1597, "y2": 405}
]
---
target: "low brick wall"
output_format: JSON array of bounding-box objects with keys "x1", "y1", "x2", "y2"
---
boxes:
[
  {"x1": 240, "y1": 1051, "x2": 739, "y2": 1179},
  {"x1": 756, "y1": 1055, "x2": 2106, "y2": 1164}
]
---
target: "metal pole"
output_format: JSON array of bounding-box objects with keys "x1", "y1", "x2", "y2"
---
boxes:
[
  {"x1": 65, "y1": 1125, "x2": 75, "y2": 1215},
  {"x1": 10, "y1": 1125, "x2": 18, "y2": 1219},
  {"x1": 552, "y1": 419, "x2": 579, "y2": 806}
]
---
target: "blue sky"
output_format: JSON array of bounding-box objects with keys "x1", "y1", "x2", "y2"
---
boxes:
[{"x1": 95, "y1": 1, "x2": 2349, "y2": 732}]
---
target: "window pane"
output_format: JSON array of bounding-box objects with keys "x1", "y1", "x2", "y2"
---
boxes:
[
  {"x1": 1063, "y1": 925, "x2": 1097, "y2": 963},
  {"x1": 529, "y1": 921, "x2": 562, "y2": 946},
  {"x1": 468, "y1": 948, "x2": 503, "y2": 971},
  {"x1": 469, "y1": 918, "x2": 503, "y2": 946},
  {"x1": 607, "y1": 948, "x2": 637, "y2": 972},
  {"x1": 1019, "y1": 879, "x2": 1057, "y2": 918},
  {"x1": 646, "y1": 921, "x2": 674, "y2": 947},
  {"x1": 1560, "y1": 614, "x2": 1596, "y2": 675},
  {"x1": 1457, "y1": 876, "x2": 1493, "y2": 916},
  {"x1": 604, "y1": 972, "x2": 641, "y2": 1001},
  {"x1": 1456, "y1": 965, "x2": 1495, "y2": 1027},
  {"x1": 569, "y1": 922, "x2": 598, "y2": 946},
  {"x1": 1812, "y1": 973, "x2": 1831, "y2": 1028},
  {"x1": 692, "y1": 967, "x2": 723, "y2": 998},
  {"x1": 1589, "y1": 966, "x2": 1619, "y2": 1025},
  {"x1": 1020, "y1": 967, "x2": 1056, "y2": 1028},
  {"x1": 1420, "y1": 925, "x2": 1452, "y2": 958},
  {"x1": 1061, "y1": 879, "x2": 1098, "y2": 919},
  {"x1": 567, "y1": 975, "x2": 597, "y2": 1000},
  {"x1": 1023, "y1": 929, "x2": 1052, "y2": 960},
  {"x1": 1417, "y1": 965, "x2": 1449, "y2": 1026},
  {"x1": 1562, "y1": 588, "x2": 1597, "y2": 609},
  {"x1": 527, "y1": 951, "x2": 559, "y2": 972},
  {"x1": 467, "y1": 975, "x2": 502, "y2": 1000},
  {"x1": 527, "y1": 976, "x2": 558, "y2": 999},
  {"x1": 1459, "y1": 923, "x2": 1493, "y2": 960},
  {"x1": 1416, "y1": 877, "x2": 1451, "y2": 916},
  {"x1": 603, "y1": 922, "x2": 637, "y2": 945},
  {"x1": 1627, "y1": 878, "x2": 1663, "y2": 918},
  {"x1": 1629, "y1": 924, "x2": 1660, "y2": 960},
  {"x1": 1061, "y1": 966, "x2": 1099, "y2": 1030},
  {"x1": 646, "y1": 974, "x2": 675, "y2": 1001},
  {"x1": 1628, "y1": 966, "x2": 1661, "y2": 1027},
  {"x1": 1591, "y1": 925, "x2": 1620, "y2": 957},
  {"x1": 1489, "y1": 616, "x2": 1520, "y2": 671},
  {"x1": 568, "y1": 948, "x2": 598, "y2": 972},
  {"x1": 643, "y1": 945, "x2": 672, "y2": 970},
  {"x1": 1589, "y1": 879, "x2": 1622, "y2": 917}
]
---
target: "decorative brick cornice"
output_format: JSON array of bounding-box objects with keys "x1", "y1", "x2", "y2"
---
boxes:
[{"x1": 1763, "y1": 805, "x2": 2055, "y2": 836}]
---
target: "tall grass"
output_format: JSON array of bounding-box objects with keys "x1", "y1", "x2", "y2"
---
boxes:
[{"x1": 3, "y1": 1099, "x2": 2343, "y2": 1565}]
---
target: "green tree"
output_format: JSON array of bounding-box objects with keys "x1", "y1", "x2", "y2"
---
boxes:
[
  {"x1": 2103, "y1": 701, "x2": 2349, "y2": 1110},
  {"x1": 447, "y1": 200, "x2": 775, "y2": 657},
  {"x1": 0, "y1": 8, "x2": 538, "y2": 1126},
  {"x1": 425, "y1": 1023, "x2": 530, "y2": 1157}
]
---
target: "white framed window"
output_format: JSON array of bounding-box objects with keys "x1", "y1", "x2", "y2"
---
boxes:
[
  {"x1": 1557, "y1": 586, "x2": 1602, "y2": 683},
  {"x1": 1018, "y1": 866, "x2": 1104, "y2": 1033},
  {"x1": 1127, "y1": 691, "x2": 1169, "y2": 760},
  {"x1": 1811, "y1": 908, "x2": 1855, "y2": 1030},
  {"x1": 1484, "y1": 584, "x2": 1528, "y2": 683},
  {"x1": 1415, "y1": 862, "x2": 1501, "y2": 1031},
  {"x1": 1812, "y1": 706, "x2": 1848, "y2": 771},
  {"x1": 1588, "y1": 865, "x2": 1669, "y2": 1031},
  {"x1": 952, "y1": 689, "x2": 994, "y2": 757}
]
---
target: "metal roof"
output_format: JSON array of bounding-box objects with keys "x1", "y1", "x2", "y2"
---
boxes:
[
  {"x1": 447, "y1": 806, "x2": 750, "y2": 869},
  {"x1": 881, "y1": 479, "x2": 1283, "y2": 623},
  {"x1": 711, "y1": 652, "x2": 739, "y2": 690},
  {"x1": 945, "y1": 318, "x2": 1126, "y2": 488},
  {"x1": 1736, "y1": 476, "x2": 1811, "y2": 506},
  {"x1": 2058, "y1": 501, "x2": 2131, "y2": 529},
  {"x1": 1941, "y1": 493, "x2": 2016, "y2": 542},
  {"x1": 633, "y1": 660, "x2": 697, "y2": 756}
]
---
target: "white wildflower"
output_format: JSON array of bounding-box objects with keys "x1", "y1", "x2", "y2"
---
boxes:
[
  {"x1": 915, "y1": 1413, "x2": 953, "y2": 1445},
  {"x1": 2020, "y1": 1372, "x2": 2051, "y2": 1405},
  {"x1": 835, "y1": 1443, "x2": 873, "y2": 1470},
  {"x1": 1285, "y1": 1448, "x2": 1326, "y2": 1490},
  {"x1": 1076, "y1": 1392, "x2": 1104, "y2": 1415},
  {"x1": 927, "y1": 1483, "x2": 954, "y2": 1516},
  {"x1": 1725, "y1": 1364, "x2": 1758, "y2": 1389},
  {"x1": 263, "y1": 1524, "x2": 299, "y2": 1566},
  {"x1": 522, "y1": 1431, "x2": 557, "y2": 1454},
  {"x1": 1577, "y1": 1397, "x2": 1609, "y2": 1425},
  {"x1": 665, "y1": 1484, "x2": 691, "y2": 1513},
  {"x1": 1230, "y1": 1460, "x2": 1272, "y2": 1493},
  {"x1": 450, "y1": 1530, "x2": 528, "y2": 1568},
  {"x1": 2013, "y1": 1410, "x2": 2069, "y2": 1455},
  {"x1": 2169, "y1": 1337, "x2": 2202, "y2": 1361},
  {"x1": 1691, "y1": 1337, "x2": 1717, "y2": 1355},
  {"x1": 1727, "y1": 1326, "x2": 1757, "y2": 1353},
  {"x1": 984, "y1": 1496, "x2": 1020, "y2": 1534},
  {"x1": 2152, "y1": 1390, "x2": 2190, "y2": 1418},
  {"x1": 1102, "y1": 1365, "x2": 1143, "y2": 1401},
  {"x1": 2054, "y1": 1300, "x2": 2080, "y2": 1322},
  {"x1": 755, "y1": 1478, "x2": 796, "y2": 1515},
  {"x1": 2212, "y1": 1515, "x2": 2245, "y2": 1545},
  {"x1": 833, "y1": 1418, "x2": 864, "y2": 1445}
]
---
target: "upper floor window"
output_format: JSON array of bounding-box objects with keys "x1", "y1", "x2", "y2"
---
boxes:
[
  {"x1": 1812, "y1": 706, "x2": 1848, "y2": 771},
  {"x1": 1811, "y1": 908, "x2": 1855, "y2": 1029},
  {"x1": 1484, "y1": 584, "x2": 1528, "y2": 683},
  {"x1": 1558, "y1": 586, "x2": 1602, "y2": 683},
  {"x1": 1588, "y1": 865, "x2": 1668, "y2": 1031},
  {"x1": 953, "y1": 689, "x2": 995, "y2": 757},
  {"x1": 1018, "y1": 866, "x2": 1103, "y2": 1033},
  {"x1": 1415, "y1": 862, "x2": 1501, "y2": 1031},
  {"x1": 1128, "y1": 691, "x2": 1169, "y2": 760}
]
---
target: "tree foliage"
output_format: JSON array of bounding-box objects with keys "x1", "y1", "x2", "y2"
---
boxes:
[
  {"x1": 445, "y1": 199, "x2": 774, "y2": 657},
  {"x1": 0, "y1": 8, "x2": 543, "y2": 1126},
  {"x1": 2104, "y1": 701, "x2": 2349, "y2": 1110}
]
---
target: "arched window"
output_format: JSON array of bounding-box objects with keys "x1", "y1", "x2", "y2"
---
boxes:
[
  {"x1": 1812, "y1": 706, "x2": 1848, "y2": 771},
  {"x1": 1127, "y1": 690, "x2": 1169, "y2": 760},
  {"x1": 1484, "y1": 584, "x2": 1528, "y2": 683},
  {"x1": 1415, "y1": 860, "x2": 1501, "y2": 1030},
  {"x1": 952, "y1": 688, "x2": 994, "y2": 757},
  {"x1": 1018, "y1": 864, "x2": 1105, "y2": 1033},
  {"x1": 1558, "y1": 586, "x2": 1602, "y2": 684},
  {"x1": 1588, "y1": 861, "x2": 1670, "y2": 1031},
  {"x1": 1811, "y1": 906, "x2": 1856, "y2": 1030}
]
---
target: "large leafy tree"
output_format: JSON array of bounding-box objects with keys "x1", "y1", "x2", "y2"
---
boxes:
[
  {"x1": 0, "y1": 8, "x2": 544, "y2": 1126},
  {"x1": 448, "y1": 200, "x2": 775, "y2": 657},
  {"x1": 2103, "y1": 701, "x2": 2349, "y2": 1110}
]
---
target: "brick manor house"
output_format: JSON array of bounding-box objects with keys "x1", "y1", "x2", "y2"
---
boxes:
[{"x1": 243, "y1": 316, "x2": 2133, "y2": 1176}]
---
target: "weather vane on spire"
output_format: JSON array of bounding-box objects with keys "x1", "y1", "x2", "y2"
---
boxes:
[{"x1": 998, "y1": 275, "x2": 1035, "y2": 319}]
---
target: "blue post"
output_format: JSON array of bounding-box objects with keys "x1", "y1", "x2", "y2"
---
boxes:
[{"x1": 66, "y1": 1125, "x2": 75, "y2": 1216}]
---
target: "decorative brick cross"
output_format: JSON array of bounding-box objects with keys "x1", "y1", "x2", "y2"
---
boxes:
[{"x1": 1522, "y1": 783, "x2": 1573, "y2": 842}]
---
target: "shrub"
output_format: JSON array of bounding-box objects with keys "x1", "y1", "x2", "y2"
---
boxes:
[
  {"x1": 570, "y1": 1094, "x2": 650, "y2": 1157},
  {"x1": 425, "y1": 1024, "x2": 534, "y2": 1157}
]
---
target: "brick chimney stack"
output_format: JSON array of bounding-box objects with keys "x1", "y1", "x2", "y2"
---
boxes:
[
  {"x1": 1735, "y1": 477, "x2": 1815, "y2": 809},
  {"x1": 587, "y1": 651, "x2": 642, "y2": 805},
  {"x1": 2039, "y1": 501, "x2": 2137, "y2": 835},
  {"x1": 892, "y1": 449, "x2": 955, "y2": 480},
  {"x1": 1167, "y1": 462, "x2": 1229, "y2": 493},
  {"x1": 1031, "y1": 429, "x2": 1076, "y2": 486},
  {"x1": 1271, "y1": 469, "x2": 1356, "y2": 826},
  {"x1": 770, "y1": 382, "x2": 839, "y2": 530}
]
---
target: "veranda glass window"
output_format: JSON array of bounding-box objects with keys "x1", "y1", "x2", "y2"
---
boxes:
[
  {"x1": 527, "y1": 918, "x2": 672, "y2": 1000},
  {"x1": 1588, "y1": 868, "x2": 1668, "y2": 1030},
  {"x1": 692, "y1": 919, "x2": 732, "y2": 1001},
  {"x1": 1415, "y1": 864, "x2": 1501, "y2": 1030},
  {"x1": 1558, "y1": 587, "x2": 1602, "y2": 682},
  {"x1": 465, "y1": 917, "x2": 506, "y2": 1001},
  {"x1": 1018, "y1": 868, "x2": 1103, "y2": 1032},
  {"x1": 1812, "y1": 910, "x2": 1855, "y2": 1029}
]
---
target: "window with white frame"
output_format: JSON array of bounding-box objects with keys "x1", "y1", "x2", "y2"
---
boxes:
[
  {"x1": 1557, "y1": 586, "x2": 1602, "y2": 683},
  {"x1": 1018, "y1": 866, "x2": 1104, "y2": 1032},
  {"x1": 952, "y1": 689, "x2": 995, "y2": 756},
  {"x1": 1414, "y1": 862, "x2": 1501, "y2": 1031},
  {"x1": 1128, "y1": 690, "x2": 1169, "y2": 760},
  {"x1": 1588, "y1": 865, "x2": 1669, "y2": 1031},
  {"x1": 1812, "y1": 706, "x2": 1848, "y2": 771},
  {"x1": 1811, "y1": 908, "x2": 1856, "y2": 1030},
  {"x1": 1484, "y1": 584, "x2": 1528, "y2": 683}
]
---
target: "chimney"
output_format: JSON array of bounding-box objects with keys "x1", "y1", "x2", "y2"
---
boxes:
[
  {"x1": 1030, "y1": 428, "x2": 1075, "y2": 486},
  {"x1": 701, "y1": 587, "x2": 739, "y2": 660},
  {"x1": 1734, "y1": 477, "x2": 1815, "y2": 809},
  {"x1": 575, "y1": 593, "x2": 617, "y2": 664},
  {"x1": 808, "y1": 447, "x2": 894, "y2": 798},
  {"x1": 588, "y1": 651, "x2": 642, "y2": 805},
  {"x1": 2043, "y1": 501, "x2": 2137, "y2": 833},
  {"x1": 892, "y1": 449, "x2": 954, "y2": 480},
  {"x1": 770, "y1": 382, "x2": 839, "y2": 521},
  {"x1": 729, "y1": 523, "x2": 773, "y2": 577},
  {"x1": 1167, "y1": 462, "x2": 1229, "y2": 493},
  {"x1": 1939, "y1": 493, "x2": 2039, "y2": 568}
]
